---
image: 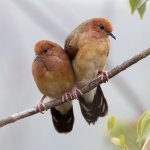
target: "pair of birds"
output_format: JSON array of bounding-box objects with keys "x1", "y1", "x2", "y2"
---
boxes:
[{"x1": 32, "y1": 17, "x2": 116, "y2": 133}]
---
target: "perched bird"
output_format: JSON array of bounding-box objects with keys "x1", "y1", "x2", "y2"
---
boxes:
[
  {"x1": 32, "y1": 40, "x2": 80, "y2": 133},
  {"x1": 64, "y1": 17, "x2": 116, "y2": 124}
]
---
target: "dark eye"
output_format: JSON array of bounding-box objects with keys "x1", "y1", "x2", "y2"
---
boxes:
[
  {"x1": 99, "y1": 24, "x2": 105, "y2": 30},
  {"x1": 43, "y1": 47, "x2": 49, "y2": 53}
]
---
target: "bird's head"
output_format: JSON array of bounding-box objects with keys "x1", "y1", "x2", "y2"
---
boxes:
[
  {"x1": 34, "y1": 40, "x2": 57, "y2": 56},
  {"x1": 89, "y1": 17, "x2": 116, "y2": 40},
  {"x1": 34, "y1": 40, "x2": 60, "y2": 61}
]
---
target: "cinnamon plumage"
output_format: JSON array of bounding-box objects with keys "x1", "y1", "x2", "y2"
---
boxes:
[
  {"x1": 32, "y1": 40, "x2": 77, "y2": 133},
  {"x1": 64, "y1": 17, "x2": 116, "y2": 124}
]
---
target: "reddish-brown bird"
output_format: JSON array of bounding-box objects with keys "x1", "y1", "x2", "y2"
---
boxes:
[
  {"x1": 65, "y1": 17, "x2": 116, "y2": 124},
  {"x1": 32, "y1": 40, "x2": 80, "y2": 133}
]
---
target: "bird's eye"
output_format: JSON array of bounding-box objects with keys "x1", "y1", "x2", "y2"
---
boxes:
[
  {"x1": 99, "y1": 24, "x2": 105, "y2": 30},
  {"x1": 43, "y1": 47, "x2": 49, "y2": 53}
]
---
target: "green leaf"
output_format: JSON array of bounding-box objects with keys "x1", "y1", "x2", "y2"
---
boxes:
[
  {"x1": 137, "y1": 111, "x2": 149, "y2": 137},
  {"x1": 119, "y1": 135, "x2": 127, "y2": 150},
  {"x1": 137, "y1": 110, "x2": 150, "y2": 143},
  {"x1": 138, "y1": 111, "x2": 150, "y2": 137},
  {"x1": 129, "y1": 0, "x2": 135, "y2": 13},
  {"x1": 111, "y1": 135, "x2": 127, "y2": 150},
  {"x1": 108, "y1": 116, "x2": 116, "y2": 134},
  {"x1": 111, "y1": 137, "x2": 121, "y2": 146},
  {"x1": 135, "y1": 0, "x2": 148, "y2": 9},
  {"x1": 129, "y1": 0, "x2": 148, "y2": 13},
  {"x1": 138, "y1": 2, "x2": 146, "y2": 19}
]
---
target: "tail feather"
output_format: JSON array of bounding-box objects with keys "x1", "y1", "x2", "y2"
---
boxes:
[
  {"x1": 50, "y1": 104, "x2": 74, "y2": 133},
  {"x1": 79, "y1": 86, "x2": 108, "y2": 124}
]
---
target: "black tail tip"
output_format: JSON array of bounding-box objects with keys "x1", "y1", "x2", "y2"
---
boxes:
[
  {"x1": 79, "y1": 86, "x2": 108, "y2": 124},
  {"x1": 50, "y1": 107, "x2": 74, "y2": 133}
]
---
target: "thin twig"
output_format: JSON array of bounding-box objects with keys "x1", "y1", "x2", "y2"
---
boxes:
[{"x1": 0, "y1": 48, "x2": 150, "y2": 128}]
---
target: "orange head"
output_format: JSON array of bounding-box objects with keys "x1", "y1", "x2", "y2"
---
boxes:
[
  {"x1": 84, "y1": 17, "x2": 116, "y2": 40},
  {"x1": 34, "y1": 40, "x2": 60, "y2": 56},
  {"x1": 33, "y1": 40, "x2": 64, "y2": 62}
]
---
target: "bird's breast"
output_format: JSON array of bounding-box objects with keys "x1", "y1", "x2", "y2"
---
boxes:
[
  {"x1": 32, "y1": 57, "x2": 74, "y2": 98},
  {"x1": 73, "y1": 37, "x2": 110, "y2": 86}
]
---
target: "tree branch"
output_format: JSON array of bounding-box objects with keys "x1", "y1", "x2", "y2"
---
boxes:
[{"x1": 0, "y1": 48, "x2": 150, "y2": 128}]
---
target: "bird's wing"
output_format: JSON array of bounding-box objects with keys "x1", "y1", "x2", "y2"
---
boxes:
[{"x1": 64, "y1": 30, "x2": 80, "y2": 60}]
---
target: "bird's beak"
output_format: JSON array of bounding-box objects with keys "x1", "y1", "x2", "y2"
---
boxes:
[
  {"x1": 34, "y1": 55, "x2": 42, "y2": 62},
  {"x1": 108, "y1": 32, "x2": 116, "y2": 40}
]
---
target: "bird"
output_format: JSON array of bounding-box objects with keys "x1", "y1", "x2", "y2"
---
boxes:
[
  {"x1": 64, "y1": 17, "x2": 116, "y2": 124},
  {"x1": 32, "y1": 40, "x2": 81, "y2": 133}
]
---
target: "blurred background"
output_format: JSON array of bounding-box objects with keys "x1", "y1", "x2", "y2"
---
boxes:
[{"x1": 0, "y1": 0, "x2": 149, "y2": 150}]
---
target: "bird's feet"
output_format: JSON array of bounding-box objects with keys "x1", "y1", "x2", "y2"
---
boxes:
[
  {"x1": 62, "y1": 86, "x2": 83, "y2": 102},
  {"x1": 97, "y1": 70, "x2": 110, "y2": 82},
  {"x1": 71, "y1": 86, "x2": 83, "y2": 99},
  {"x1": 36, "y1": 95, "x2": 47, "y2": 113}
]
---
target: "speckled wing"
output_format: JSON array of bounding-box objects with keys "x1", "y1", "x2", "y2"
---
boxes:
[{"x1": 64, "y1": 29, "x2": 80, "y2": 60}]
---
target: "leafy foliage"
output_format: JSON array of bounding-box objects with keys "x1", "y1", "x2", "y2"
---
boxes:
[
  {"x1": 111, "y1": 135, "x2": 127, "y2": 150},
  {"x1": 108, "y1": 116, "x2": 116, "y2": 134},
  {"x1": 107, "y1": 111, "x2": 150, "y2": 150},
  {"x1": 129, "y1": 0, "x2": 148, "y2": 18},
  {"x1": 137, "y1": 110, "x2": 150, "y2": 145}
]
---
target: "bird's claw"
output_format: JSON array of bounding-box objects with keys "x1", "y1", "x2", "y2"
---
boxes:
[
  {"x1": 98, "y1": 70, "x2": 110, "y2": 82},
  {"x1": 71, "y1": 86, "x2": 83, "y2": 99},
  {"x1": 62, "y1": 86, "x2": 83, "y2": 102},
  {"x1": 36, "y1": 103, "x2": 47, "y2": 114},
  {"x1": 62, "y1": 92, "x2": 71, "y2": 103},
  {"x1": 36, "y1": 95, "x2": 47, "y2": 113}
]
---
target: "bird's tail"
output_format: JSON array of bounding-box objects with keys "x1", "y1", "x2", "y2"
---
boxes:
[
  {"x1": 79, "y1": 86, "x2": 108, "y2": 124},
  {"x1": 50, "y1": 102, "x2": 74, "y2": 133}
]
